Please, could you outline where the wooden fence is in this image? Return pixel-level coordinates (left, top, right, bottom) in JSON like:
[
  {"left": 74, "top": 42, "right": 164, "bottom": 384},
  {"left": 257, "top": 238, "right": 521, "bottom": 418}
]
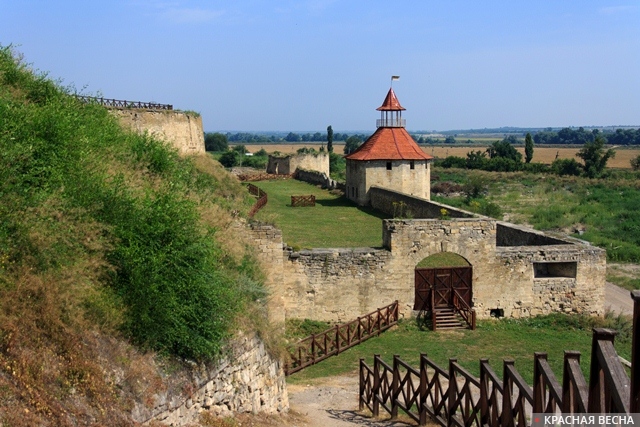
[
  {"left": 360, "top": 290, "right": 640, "bottom": 426},
  {"left": 285, "top": 301, "right": 399, "bottom": 375},
  {"left": 291, "top": 195, "right": 316, "bottom": 207},
  {"left": 247, "top": 183, "right": 267, "bottom": 217},
  {"left": 75, "top": 95, "right": 173, "bottom": 110}
]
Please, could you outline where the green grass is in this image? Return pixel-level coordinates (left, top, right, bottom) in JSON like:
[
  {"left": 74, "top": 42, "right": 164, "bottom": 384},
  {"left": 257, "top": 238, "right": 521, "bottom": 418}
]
[
  {"left": 432, "top": 168, "right": 640, "bottom": 263},
  {"left": 416, "top": 252, "right": 470, "bottom": 267},
  {"left": 252, "top": 179, "right": 387, "bottom": 248},
  {"left": 287, "top": 314, "right": 633, "bottom": 386}
]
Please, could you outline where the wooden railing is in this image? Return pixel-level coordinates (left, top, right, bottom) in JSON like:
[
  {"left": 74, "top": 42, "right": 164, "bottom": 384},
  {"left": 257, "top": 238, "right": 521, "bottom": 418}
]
[
  {"left": 290, "top": 195, "right": 316, "bottom": 207},
  {"left": 359, "top": 290, "right": 640, "bottom": 426},
  {"left": 285, "top": 301, "right": 399, "bottom": 375},
  {"left": 452, "top": 288, "right": 476, "bottom": 330},
  {"left": 75, "top": 95, "right": 173, "bottom": 110},
  {"left": 246, "top": 183, "right": 267, "bottom": 217}
]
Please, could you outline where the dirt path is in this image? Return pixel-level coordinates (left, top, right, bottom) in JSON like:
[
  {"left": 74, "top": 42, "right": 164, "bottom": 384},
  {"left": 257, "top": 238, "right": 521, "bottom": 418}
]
[{"left": 605, "top": 282, "right": 634, "bottom": 316}]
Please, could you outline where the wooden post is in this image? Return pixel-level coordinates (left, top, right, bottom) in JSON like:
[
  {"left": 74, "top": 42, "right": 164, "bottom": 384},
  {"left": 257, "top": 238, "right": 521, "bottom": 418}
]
[
  {"left": 562, "top": 351, "right": 582, "bottom": 413},
  {"left": 479, "top": 358, "right": 489, "bottom": 425},
  {"left": 588, "top": 328, "right": 617, "bottom": 413},
  {"left": 391, "top": 355, "right": 400, "bottom": 419},
  {"left": 632, "top": 290, "right": 640, "bottom": 412},
  {"left": 502, "top": 360, "right": 515, "bottom": 427},
  {"left": 310, "top": 333, "right": 316, "bottom": 366},
  {"left": 533, "top": 352, "right": 547, "bottom": 413},
  {"left": 335, "top": 324, "right": 340, "bottom": 355},
  {"left": 373, "top": 354, "right": 381, "bottom": 417},
  {"left": 419, "top": 353, "right": 428, "bottom": 426},
  {"left": 359, "top": 358, "right": 365, "bottom": 411},
  {"left": 448, "top": 358, "right": 457, "bottom": 425}
]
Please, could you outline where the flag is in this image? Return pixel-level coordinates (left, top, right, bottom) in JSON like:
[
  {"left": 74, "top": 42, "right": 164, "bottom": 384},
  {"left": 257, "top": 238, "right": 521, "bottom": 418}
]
[{"left": 391, "top": 75, "right": 400, "bottom": 80}]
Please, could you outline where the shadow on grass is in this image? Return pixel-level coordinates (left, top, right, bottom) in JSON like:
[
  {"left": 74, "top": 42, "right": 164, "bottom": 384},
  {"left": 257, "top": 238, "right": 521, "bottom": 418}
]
[{"left": 315, "top": 196, "right": 389, "bottom": 220}]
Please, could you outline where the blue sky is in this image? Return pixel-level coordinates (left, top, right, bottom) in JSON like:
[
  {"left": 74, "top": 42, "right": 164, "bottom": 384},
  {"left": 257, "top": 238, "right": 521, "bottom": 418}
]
[{"left": 1, "top": 1, "right": 639, "bottom": 132}]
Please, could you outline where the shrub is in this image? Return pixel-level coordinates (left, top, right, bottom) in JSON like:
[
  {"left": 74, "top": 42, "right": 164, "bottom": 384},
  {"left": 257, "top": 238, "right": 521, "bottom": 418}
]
[
  {"left": 551, "top": 158, "right": 582, "bottom": 176},
  {"left": 218, "top": 150, "right": 239, "bottom": 167}
]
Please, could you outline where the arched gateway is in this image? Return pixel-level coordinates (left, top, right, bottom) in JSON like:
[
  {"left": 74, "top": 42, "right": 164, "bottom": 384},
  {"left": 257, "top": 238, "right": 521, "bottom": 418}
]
[{"left": 414, "top": 252, "right": 475, "bottom": 330}]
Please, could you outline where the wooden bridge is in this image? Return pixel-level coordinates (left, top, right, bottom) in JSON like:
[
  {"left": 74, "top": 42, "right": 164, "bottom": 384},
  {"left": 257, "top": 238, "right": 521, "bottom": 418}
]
[{"left": 359, "top": 290, "right": 640, "bottom": 426}]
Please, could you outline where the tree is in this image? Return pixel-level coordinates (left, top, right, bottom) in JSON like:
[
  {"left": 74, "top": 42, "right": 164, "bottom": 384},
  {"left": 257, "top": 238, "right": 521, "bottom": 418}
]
[
  {"left": 486, "top": 138, "right": 522, "bottom": 163},
  {"left": 576, "top": 135, "right": 615, "bottom": 178},
  {"left": 204, "top": 132, "right": 228, "bottom": 152},
  {"left": 524, "top": 132, "right": 534, "bottom": 163},
  {"left": 344, "top": 135, "right": 363, "bottom": 154},
  {"left": 218, "top": 150, "right": 238, "bottom": 168},
  {"left": 327, "top": 125, "right": 333, "bottom": 153},
  {"left": 631, "top": 155, "right": 640, "bottom": 171},
  {"left": 444, "top": 135, "right": 456, "bottom": 144}
]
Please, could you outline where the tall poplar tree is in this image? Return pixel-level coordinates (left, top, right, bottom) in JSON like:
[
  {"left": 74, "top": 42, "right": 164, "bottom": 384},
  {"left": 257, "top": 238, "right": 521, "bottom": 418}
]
[
  {"left": 524, "top": 132, "right": 534, "bottom": 163},
  {"left": 327, "top": 125, "right": 333, "bottom": 153}
]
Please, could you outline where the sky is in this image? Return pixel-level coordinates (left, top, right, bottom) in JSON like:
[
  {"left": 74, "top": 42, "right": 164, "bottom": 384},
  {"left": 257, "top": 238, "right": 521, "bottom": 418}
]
[{"left": 1, "top": 1, "right": 639, "bottom": 132}]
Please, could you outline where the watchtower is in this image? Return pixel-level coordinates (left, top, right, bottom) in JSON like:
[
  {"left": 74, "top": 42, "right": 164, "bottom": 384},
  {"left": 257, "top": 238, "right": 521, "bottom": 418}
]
[{"left": 344, "top": 87, "right": 433, "bottom": 206}]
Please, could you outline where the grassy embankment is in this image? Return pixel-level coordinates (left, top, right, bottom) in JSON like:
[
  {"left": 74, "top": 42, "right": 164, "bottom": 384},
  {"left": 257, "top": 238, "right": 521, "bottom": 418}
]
[{"left": 0, "top": 46, "right": 264, "bottom": 425}]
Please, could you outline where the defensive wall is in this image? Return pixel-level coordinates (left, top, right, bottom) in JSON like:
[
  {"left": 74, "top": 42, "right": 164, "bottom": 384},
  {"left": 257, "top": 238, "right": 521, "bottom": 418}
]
[
  {"left": 112, "top": 109, "right": 205, "bottom": 155},
  {"left": 266, "top": 152, "right": 329, "bottom": 176},
  {"left": 248, "top": 187, "right": 606, "bottom": 323}
]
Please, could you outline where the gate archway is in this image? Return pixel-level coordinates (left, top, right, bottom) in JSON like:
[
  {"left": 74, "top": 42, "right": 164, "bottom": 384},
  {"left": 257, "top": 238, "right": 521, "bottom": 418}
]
[{"left": 414, "top": 253, "right": 474, "bottom": 329}]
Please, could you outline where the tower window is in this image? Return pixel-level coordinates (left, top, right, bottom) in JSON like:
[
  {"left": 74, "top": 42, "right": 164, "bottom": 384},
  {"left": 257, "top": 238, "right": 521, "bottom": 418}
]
[
  {"left": 410, "top": 161, "right": 415, "bottom": 170},
  {"left": 386, "top": 162, "right": 392, "bottom": 170}
]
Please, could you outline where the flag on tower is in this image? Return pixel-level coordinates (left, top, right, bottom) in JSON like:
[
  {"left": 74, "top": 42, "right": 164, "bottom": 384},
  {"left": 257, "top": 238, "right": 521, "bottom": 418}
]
[{"left": 391, "top": 75, "right": 400, "bottom": 80}]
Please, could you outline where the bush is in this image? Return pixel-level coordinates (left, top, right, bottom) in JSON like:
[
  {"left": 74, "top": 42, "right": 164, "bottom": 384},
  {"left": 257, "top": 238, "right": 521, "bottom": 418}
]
[
  {"left": 551, "top": 158, "right": 582, "bottom": 176},
  {"left": 218, "top": 150, "right": 239, "bottom": 167},
  {"left": 437, "top": 156, "right": 467, "bottom": 168}
]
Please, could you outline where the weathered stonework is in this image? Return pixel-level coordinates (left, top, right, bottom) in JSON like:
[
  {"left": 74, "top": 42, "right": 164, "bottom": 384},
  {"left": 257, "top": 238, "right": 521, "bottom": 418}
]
[
  {"left": 248, "top": 190, "right": 606, "bottom": 323},
  {"left": 112, "top": 109, "right": 205, "bottom": 155},
  {"left": 345, "top": 160, "right": 431, "bottom": 206},
  {"left": 266, "top": 153, "right": 329, "bottom": 176},
  {"left": 135, "top": 333, "right": 288, "bottom": 426}
]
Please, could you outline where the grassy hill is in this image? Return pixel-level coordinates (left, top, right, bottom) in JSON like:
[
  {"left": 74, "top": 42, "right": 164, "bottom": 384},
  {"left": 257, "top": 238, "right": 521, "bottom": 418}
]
[{"left": 0, "top": 46, "right": 265, "bottom": 425}]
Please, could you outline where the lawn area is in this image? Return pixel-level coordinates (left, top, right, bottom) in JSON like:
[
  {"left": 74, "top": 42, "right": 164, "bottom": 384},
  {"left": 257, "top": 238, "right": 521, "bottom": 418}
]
[
  {"left": 287, "top": 314, "right": 633, "bottom": 386},
  {"left": 251, "top": 179, "right": 387, "bottom": 249}
]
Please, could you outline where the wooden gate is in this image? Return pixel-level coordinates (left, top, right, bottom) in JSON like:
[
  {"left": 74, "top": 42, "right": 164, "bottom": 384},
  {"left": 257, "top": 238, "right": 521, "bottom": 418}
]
[{"left": 414, "top": 267, "right": 472, "bottom": 311}]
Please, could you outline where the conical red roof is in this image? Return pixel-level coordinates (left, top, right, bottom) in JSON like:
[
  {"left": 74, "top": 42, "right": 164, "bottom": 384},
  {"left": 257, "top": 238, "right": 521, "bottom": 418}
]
[
  {"left": 376, "top": 88, "right": 405, "bottom": 111},
  {"left": 344, "top": 127, "right": 433, "bottom": 161}
]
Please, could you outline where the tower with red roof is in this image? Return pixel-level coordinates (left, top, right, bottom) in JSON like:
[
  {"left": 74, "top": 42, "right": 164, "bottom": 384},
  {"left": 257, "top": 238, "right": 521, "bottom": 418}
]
[{"left": 345, "top": 87, "right": 433, "bottom": 206}]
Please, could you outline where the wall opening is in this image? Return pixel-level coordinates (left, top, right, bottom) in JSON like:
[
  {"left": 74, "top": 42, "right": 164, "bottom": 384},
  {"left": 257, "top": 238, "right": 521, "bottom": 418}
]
[
  {"left": 490, "top": 308, "right": 504, "bottom": 318},
  {"left": 386, "top": 162, "right": 392, "bottom": 170},
  {"left": 416, "top": 252, "right": 470, "bottom": 268},
  {"left": 533, "top": 261, "right": 577, "bottom": 278}
]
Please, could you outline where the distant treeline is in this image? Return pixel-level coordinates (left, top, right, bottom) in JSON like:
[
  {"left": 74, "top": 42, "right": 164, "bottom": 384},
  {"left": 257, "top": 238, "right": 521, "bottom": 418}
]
[
  {"left": 221, "top": 131, "right": 369, "bottom": 143},
  {"left": 212, "top": 128, "right": 640, "bottom": 146}
]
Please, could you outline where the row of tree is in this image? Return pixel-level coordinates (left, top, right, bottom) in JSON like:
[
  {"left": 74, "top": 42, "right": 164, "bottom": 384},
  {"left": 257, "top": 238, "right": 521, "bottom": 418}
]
[
  {"left": 204, "top": 130, "right": 370, "bottom": 152},
  {"left": 438, "top": 134, "right": 615, "bottom": 178}
]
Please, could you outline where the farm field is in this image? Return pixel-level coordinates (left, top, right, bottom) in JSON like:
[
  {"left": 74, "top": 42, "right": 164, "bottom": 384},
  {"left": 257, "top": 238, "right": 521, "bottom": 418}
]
[
  {"left": 251, "top": 179, "right": 386, "bottom": 249},
  {"left": 235, "top": 143, "right": 640, "bottom": 169}
]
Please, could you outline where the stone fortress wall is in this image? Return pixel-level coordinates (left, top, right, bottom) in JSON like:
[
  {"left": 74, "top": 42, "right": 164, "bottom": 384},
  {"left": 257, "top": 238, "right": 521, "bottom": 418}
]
[
  {"left": 266, "top": 152, "right": 330, "bottom": 176},
  {"left": 249, "top": 184, "right": 606, "bottom": 323},
  {"left": 111, "top": 109, "right": 205, "bottom": 155}
]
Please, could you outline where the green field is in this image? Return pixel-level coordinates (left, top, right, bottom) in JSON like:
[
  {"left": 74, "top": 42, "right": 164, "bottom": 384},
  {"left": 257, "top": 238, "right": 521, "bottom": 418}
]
[
  {"left": 252, "top": 179, "right": 386, "bottom": 249},
  {"left": 287, "top": 313, "right": 633, "bottom": 386}
]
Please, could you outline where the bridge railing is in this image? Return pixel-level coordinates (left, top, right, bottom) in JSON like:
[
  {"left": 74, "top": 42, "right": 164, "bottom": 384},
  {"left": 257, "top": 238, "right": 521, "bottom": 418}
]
[
  {"left": 286, "top": 301, "right": 399, "bottom": 375},
  {"left": 75, "top": 95, "right": 173, "bottom": 110}
]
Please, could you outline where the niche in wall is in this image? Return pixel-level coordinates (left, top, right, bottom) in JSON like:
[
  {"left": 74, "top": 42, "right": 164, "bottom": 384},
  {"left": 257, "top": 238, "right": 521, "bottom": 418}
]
[{"left": 533, "top": 261, "right": 577, "bottom": 279}]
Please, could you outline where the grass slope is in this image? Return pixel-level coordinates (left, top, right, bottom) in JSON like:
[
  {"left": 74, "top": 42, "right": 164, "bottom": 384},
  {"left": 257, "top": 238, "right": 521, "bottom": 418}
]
[{"left": 0, "top": 46, "right": 263, "bottom": 425}]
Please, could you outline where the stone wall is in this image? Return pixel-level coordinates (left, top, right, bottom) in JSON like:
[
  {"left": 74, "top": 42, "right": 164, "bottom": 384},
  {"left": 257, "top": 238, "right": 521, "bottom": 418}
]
[
  {"left": 294, "top": 169, "right": 341, "bottom": 190},
  {"left": 370, "top": 187, "right": 473, "bottom": 219},
  {"left": 135, "top": 333, "right": 288, "bottom": 426},
  {"left": 111, "top": 109, "right": 205, "bottom": 155},
  {"left": 346, "top": 160, "right": 430, "bottom": 205},
  {"left": 266, "top": 153, "right": 329, "bottom": 176},
  {"left": 249, "top": 216, "right": 605, "bottom": 322}
]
